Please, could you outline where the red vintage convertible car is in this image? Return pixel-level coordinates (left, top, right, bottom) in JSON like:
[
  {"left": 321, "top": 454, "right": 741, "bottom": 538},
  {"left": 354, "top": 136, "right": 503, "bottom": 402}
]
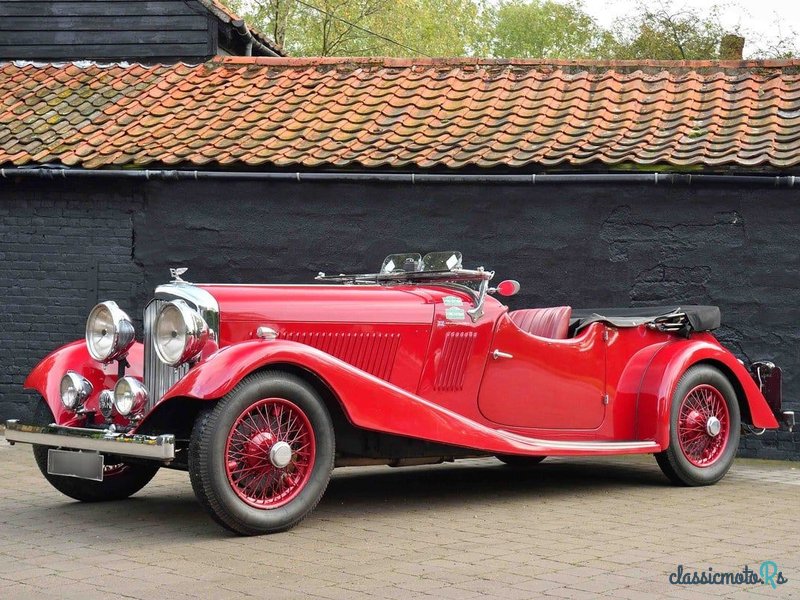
[{"left": 4, "top": 252, "right": 793, "bottom": 535}]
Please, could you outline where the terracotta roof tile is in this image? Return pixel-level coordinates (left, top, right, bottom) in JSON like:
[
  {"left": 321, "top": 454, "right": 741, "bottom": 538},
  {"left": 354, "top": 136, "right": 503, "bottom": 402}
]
[{"left": 2, "top": 57, "right": 800, "bottom": 171}]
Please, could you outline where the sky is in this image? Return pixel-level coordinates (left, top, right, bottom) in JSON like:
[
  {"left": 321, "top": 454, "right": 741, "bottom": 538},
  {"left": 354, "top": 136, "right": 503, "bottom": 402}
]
[{"left": 576, "top": 0, "right": 799, "bottom": 57}]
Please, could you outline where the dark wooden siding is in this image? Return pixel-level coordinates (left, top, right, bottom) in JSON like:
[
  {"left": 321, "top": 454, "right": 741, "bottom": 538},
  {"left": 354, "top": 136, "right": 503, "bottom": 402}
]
[{"left": 0, "top": 0, "right": 215, "bottom": 61}]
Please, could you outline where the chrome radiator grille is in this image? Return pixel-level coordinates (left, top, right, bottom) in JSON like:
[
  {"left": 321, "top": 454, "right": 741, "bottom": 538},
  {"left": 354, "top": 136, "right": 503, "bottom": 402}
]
[{"left": 143, "top": 299, "right": 190, "bottom": 412}]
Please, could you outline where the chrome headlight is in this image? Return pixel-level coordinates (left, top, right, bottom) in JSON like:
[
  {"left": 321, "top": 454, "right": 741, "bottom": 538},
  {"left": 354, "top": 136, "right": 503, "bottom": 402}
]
[
  {"left": 85, "top": 301, "right": 135, "bottom": 363},
  {"left": 60, "top": 371, "right": 92, "bottom": 411},
  {"left": 113, "top": 377, "right": 148, "bottom": 417},
  {"left": 154, "top": 300, "right": 209, "bottom": 367}
]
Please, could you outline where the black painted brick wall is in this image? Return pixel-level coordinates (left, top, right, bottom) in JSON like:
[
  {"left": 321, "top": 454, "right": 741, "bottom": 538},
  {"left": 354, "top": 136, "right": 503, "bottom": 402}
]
[
  {"left": 1, "top": 177, "right": 797, "bottom": 460},
  {"left": 0, "top": 181, "right": 144, "bottom": 420}
]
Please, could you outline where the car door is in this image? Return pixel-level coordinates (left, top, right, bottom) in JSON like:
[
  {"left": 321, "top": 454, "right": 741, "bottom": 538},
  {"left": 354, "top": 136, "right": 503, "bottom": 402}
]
[{"left": 477, "top": 315, "right": 607, "bottom": 430}]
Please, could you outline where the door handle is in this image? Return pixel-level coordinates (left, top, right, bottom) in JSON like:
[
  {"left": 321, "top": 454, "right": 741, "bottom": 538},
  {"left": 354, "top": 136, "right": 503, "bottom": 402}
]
[{"left": 492, "top": 349, "right": 513, "bottom": 360}]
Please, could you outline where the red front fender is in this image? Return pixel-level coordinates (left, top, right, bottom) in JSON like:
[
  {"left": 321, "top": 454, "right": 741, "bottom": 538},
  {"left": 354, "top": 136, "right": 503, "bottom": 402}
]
[
  {"left": 636, "top": 336, "right": 779, "bottom": 447},
  {"left": 24, "top": 340, "right": 144, "bottom": 426},
  {"left": 161, "top": 338, "right": 473, "bottom": 437}
]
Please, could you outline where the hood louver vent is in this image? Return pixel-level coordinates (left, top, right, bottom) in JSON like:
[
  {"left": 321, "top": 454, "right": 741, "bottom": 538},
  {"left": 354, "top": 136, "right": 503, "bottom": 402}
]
[
  {"left": 434, "top": 331, "right": 477, "bottom": 391},
  {"left": 283, "top": 331, "right": 401, "bottom": 381}
]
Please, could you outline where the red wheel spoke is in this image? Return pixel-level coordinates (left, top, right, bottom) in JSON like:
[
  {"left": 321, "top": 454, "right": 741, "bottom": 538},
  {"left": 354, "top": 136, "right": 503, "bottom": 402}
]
[
  {"left": 230, "top": 461, "right": 273, "bottom": 477},
  {"left": 228, "top": 452, "right": 268, "bottom": 464},
  {"left": 242, "top": 473, "right": 262, "bottom": 498},
  {"left": 288, "top": 426, "right": 306, "bottom": 445},
  {"left": 228, "top": 446, "right": 268, "bottom": 459},
  {"left": 270, "top": 404, "right": 281, "bottom": 438},
  {"left": 292, "top": 441, "right": 311, "bottom": 453},
  {"left": 238, "top": 417, "right": 264, "bottom": 439},
  {"left": 286, "top": 413, "right": 301, "bottom": 438}
]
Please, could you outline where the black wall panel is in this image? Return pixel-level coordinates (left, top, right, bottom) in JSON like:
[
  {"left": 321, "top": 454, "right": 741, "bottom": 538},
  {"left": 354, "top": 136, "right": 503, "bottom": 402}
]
[{"left": 0, "top": 0, "right": 213, "bottom": 61}]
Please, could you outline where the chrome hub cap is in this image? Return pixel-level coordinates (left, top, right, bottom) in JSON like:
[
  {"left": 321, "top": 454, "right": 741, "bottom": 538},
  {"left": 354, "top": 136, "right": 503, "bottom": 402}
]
[
  {"left": 706, "top": 416, "right": 722, "bottom": 437},
  {"left": 269, "top": 441, "right": 293, "bottom": 468}
]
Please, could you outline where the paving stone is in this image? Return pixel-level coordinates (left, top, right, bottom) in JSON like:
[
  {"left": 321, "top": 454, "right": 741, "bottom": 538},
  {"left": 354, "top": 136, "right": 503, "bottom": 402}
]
[{"left": 0, "top": 445, "right": 797, "bottom": 599}]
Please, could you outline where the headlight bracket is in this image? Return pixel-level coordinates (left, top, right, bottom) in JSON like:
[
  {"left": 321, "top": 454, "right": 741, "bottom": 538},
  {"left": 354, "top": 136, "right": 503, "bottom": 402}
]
[{"left": 117, "top": 355, "right": 130, "bottom": 378}]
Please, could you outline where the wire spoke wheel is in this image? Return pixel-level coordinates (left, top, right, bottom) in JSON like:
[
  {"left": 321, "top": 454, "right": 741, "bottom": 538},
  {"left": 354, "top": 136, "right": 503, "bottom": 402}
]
[
  {"left": 677, "top": 384, "right": 729, "bottom": 467},
  {"left": 655, "top": 365, "right": 740, "bottom": 487},
  {"left": 189, "top": 371, "right": 335, "bottom": 535},
  {"left": 224, "top": 397, "right": 316, "bottom": 509}
]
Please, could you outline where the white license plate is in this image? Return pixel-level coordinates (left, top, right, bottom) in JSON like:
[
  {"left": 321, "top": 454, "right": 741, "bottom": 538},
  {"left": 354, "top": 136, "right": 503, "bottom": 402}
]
[{"left": 47, "top": 449, "right": 104, "bottom": 481}]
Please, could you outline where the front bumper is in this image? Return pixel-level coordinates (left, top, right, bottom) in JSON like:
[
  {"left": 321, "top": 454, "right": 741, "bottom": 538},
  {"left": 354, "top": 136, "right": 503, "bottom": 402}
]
[{"left": 3, "top": 420, "right": 175, "bottom": 461}]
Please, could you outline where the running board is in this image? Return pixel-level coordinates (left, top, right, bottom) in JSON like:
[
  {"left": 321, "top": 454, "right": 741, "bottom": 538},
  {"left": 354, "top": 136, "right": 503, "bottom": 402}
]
[{"left": 495, "top": 430, "right": 660, "bottom": 456}]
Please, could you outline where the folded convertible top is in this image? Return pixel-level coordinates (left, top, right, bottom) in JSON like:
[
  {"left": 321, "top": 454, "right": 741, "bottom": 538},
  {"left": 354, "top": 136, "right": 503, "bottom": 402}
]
[{"left": 570, "top": 305, "right": 721, "bottom": 335}]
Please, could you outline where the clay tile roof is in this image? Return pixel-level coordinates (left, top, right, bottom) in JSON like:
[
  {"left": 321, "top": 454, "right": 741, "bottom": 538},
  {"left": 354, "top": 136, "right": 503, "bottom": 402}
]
[{"left": 2, "top": 56, "right": 800, "bottom": 172}]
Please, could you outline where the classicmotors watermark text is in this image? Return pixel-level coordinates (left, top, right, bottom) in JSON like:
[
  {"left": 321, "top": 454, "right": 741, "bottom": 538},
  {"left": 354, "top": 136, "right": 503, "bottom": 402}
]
[{"left": 669, "top": 562, "right": 788, "bottom": 588}]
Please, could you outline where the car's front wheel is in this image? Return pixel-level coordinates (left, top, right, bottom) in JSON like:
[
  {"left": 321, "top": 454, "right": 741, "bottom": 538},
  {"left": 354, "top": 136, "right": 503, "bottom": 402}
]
[
  {"left": 189, "top": 371, "right": 335, "bottom": 535},
  {"left": 31, "top": 400, "right": 159, "bottom": 502},
  {"left": 655, "top": 365, "right": 740, "bottom": 486}
]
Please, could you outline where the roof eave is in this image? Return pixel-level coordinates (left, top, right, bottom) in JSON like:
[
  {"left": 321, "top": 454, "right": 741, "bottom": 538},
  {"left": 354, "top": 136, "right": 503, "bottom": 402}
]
[
  {"left": 4, "top": 164, "right": 800, "bottom": 185},
  {"left": 196, "top": 0, "right": 284, "bottom": 57}
]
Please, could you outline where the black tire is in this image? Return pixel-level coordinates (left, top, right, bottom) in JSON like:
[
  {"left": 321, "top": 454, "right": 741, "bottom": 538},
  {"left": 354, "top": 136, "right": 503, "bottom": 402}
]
[
  {"left": 655, "top": 365, "right": 740, "bottom": 486},
  {"left": 31, "top": 401, "right": 159, "bottom": 502},
  {"left": 188, "top": 370, "right": 335, "bottom": 536},
  {"left": 496, "top": 455, "right": 547, "bottom": 467}
]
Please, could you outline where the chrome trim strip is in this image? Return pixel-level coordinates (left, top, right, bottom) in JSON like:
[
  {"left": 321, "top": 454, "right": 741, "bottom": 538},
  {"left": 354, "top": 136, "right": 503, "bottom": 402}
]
[
  {"left": 3, "top": 420, "right": 174, "bottom": 461},
  {"left": 538, "top": 441, "right": 658, "bottom": 450}
]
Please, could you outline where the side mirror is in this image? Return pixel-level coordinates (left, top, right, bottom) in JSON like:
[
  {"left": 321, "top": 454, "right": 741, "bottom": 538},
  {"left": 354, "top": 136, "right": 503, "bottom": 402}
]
[{"left": 495, "top": 280, "right": 520, "bottom": 297}]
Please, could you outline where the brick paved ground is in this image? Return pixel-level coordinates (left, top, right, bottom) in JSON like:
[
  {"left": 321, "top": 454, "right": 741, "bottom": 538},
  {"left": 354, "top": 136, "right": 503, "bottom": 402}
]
[{"left": 0, "top": 437, "right": 797, "bottom": 600}]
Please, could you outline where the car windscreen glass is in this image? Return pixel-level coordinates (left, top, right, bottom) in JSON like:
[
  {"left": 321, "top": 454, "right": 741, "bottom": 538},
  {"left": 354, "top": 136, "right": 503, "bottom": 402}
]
[
  {"left": 380, "top": 253, "right": 422, "bottom": 274},
  {"left": 422, "top": 251, "right": 462, "bottom": 272}
]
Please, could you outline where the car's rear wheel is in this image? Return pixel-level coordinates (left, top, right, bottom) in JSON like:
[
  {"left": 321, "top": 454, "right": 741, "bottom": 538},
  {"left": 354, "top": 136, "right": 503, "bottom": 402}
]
[
  {"left": 189, "top": 371, "right": 334, "bottom": 535},
  {"left": 30, "top": 400, "right": 159, "bottom": 502},
  {"left": 655, "top": 365, "right": 740, "bottom": 486},
  {"left": 496, "top": 455, "right": 546, "bottom": 467}
]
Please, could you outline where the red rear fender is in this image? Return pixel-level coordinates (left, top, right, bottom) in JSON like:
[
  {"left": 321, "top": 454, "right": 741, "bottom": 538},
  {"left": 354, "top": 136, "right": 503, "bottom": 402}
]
[{"left": 636, "top": 338, "right": 779, "bottom": 446}]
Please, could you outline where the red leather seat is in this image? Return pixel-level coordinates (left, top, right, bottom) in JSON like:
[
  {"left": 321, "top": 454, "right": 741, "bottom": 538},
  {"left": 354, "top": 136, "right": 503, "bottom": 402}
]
[{"left": 509, "top": 307, "right": 572, "bottom": 339}]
